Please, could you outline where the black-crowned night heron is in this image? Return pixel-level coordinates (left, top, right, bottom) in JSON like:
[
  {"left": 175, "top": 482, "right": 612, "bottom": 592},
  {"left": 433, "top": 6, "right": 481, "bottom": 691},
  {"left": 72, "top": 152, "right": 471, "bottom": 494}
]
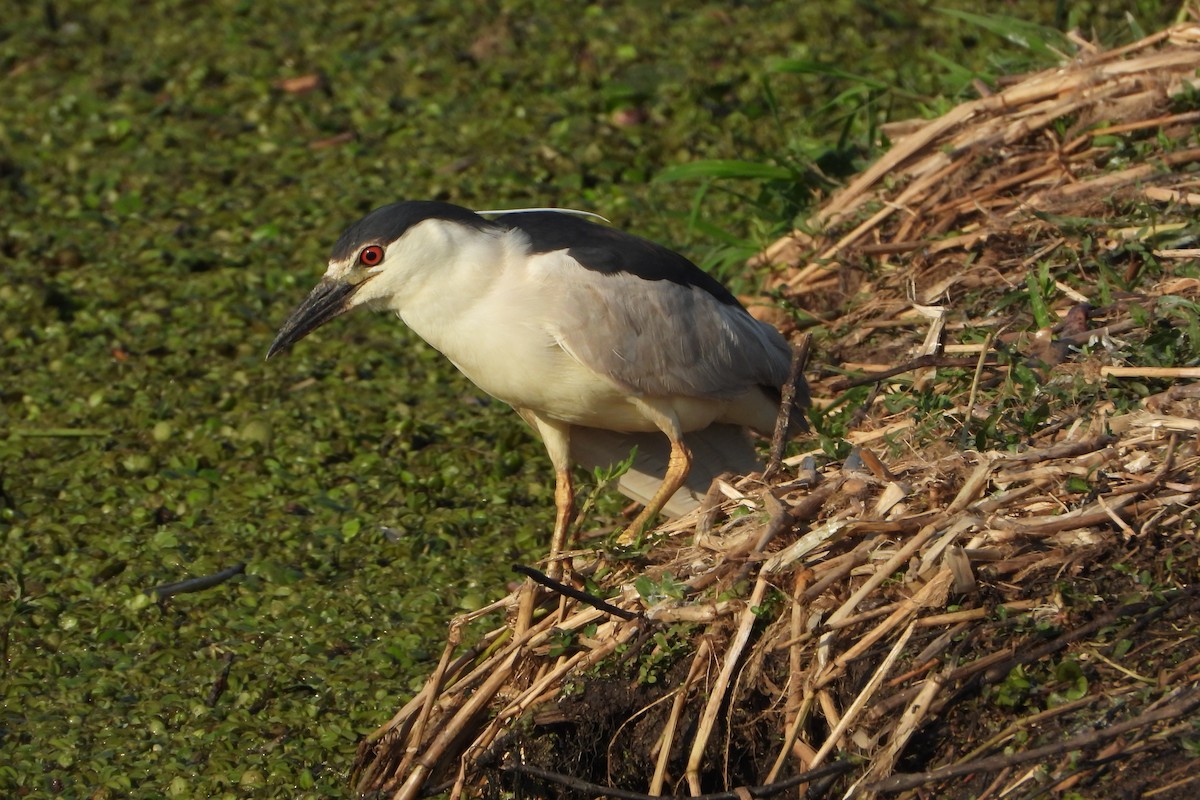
[{"left": 267, "top": 201, "right": 808, "bottom": 569}]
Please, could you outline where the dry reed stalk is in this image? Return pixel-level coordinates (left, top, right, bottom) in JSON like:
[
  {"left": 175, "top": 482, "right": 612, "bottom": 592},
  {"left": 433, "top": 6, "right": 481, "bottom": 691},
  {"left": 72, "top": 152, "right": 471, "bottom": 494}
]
[
  {"left": 1144, "top": 773, "right": 1200, "bottom": 798},
  {"left": 395, "top": 621, "right": 466, "bottom": 783},
  {"left": 684, "top": 574, "right": 770, "bottom": 794},
  {"left": 860, "top": 667, "right": 948, "bottom": 796},
  {"left": 827, "top": 599, "right": 905, "bottom": 631},
  {"left": 649, "top": 638, "right": 712, "bottom": 796},
  {"left": 869, "top": 688, "right": 1200, "bottom": 794},
  {"left": 811, "top": 622, "right": 917, "bottom": 769},
  {"left": 767, "top": 690, "right": 816, "bottom": 783},
  {"left": 393, "top": 647, "right": 523, "bottom": 800},
  {"left": 825, "top": 523, "right": 943, "bottom": 628},
  {"left": 1101, "top": 366, "right": 1200, "bottom": 379},
  {"left": 819, "top": 569, "right": 954, "bottom": 690},
  {"left": 494, "top": 612, "right": 623, "bottom": 722},
  {"left": 450, "top": 623, "right": 638, "bottom": 800},
  {"left": 778, "top": 570, "right": 809, "bottom": 772}
]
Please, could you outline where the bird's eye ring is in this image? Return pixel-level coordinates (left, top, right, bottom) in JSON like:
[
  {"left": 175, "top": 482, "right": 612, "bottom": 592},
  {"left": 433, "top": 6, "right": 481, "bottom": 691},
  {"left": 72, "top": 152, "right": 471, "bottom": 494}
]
[{"left": 358, "top": 245, "right": 385, "bottom": 267}]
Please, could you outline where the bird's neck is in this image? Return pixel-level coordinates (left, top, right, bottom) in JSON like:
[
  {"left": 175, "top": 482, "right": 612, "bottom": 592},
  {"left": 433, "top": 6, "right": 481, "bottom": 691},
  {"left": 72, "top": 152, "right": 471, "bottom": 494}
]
[{"left": 387, "top": 227, "right": 522, "bottom": 348}]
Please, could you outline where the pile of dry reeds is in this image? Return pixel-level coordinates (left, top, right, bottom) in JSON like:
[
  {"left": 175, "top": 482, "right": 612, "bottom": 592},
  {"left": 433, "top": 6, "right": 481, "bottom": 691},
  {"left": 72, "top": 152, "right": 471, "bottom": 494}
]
[{"left": 353, "top": 23, "right": 1200, "bottom": 799}]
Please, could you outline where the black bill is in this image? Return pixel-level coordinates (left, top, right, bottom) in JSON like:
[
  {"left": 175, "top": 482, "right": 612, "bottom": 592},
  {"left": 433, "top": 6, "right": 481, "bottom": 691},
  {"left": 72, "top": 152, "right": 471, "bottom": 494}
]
[{"left": 266, "top": 278, "right": 358, "bottom": 359}]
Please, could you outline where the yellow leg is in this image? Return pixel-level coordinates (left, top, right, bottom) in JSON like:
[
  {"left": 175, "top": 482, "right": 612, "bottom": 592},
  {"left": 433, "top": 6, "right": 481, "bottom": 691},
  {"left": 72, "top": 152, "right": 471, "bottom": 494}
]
[
  {"left": 517, "top": 413, "right": 575, "bottom": 634},
  {"left": 546, "top": 467, "right": 575, "bottom": 581},
  {"left": 617, "top": 398, "right": 691, "bottom": 545},
  {"left": 617, "top": 436, "right": 690, "bottom": 544}
]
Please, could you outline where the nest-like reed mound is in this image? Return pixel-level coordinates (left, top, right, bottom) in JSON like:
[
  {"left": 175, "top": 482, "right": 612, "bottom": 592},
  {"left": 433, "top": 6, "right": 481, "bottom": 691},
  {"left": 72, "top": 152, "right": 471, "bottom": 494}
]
[{"left": 354, "top": 24, "right": 1200, "bottom": 799}]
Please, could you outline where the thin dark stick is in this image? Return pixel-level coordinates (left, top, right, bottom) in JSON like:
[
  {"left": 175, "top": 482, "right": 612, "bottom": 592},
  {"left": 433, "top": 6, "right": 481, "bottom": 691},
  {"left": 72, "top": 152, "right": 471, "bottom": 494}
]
[
  {"left": 766, "top": 333, "right": 812, "bottom": 481},
  {"left": 829, "top": 353, "right": 999, "bottom": 392},
  {"left": 502, "top": 759, "right": 855, "bottom": 800},
  {"left": 1012, "top": 737, "right": 1170, "bottom": 800},
  {"left": 858, "top": 240, "right": 926, "bottom": 255},
  {"left": 1055, "top": 317, "right": 1142, "bottom": 346},
  {"left": 417, "top": 779, "right": 455, "bottom": 798},
  {"left": 148, "top": 563, "right": 246, "bottom": 600},
  {"left": 994, "top": 434, "right": 1116, "bottom": 465},
  {"left": 511, "top": 564, "right": 641, "bottom": 621},
  {"left": 868, "top": 688, "right": 1200, "bottom": 793}
]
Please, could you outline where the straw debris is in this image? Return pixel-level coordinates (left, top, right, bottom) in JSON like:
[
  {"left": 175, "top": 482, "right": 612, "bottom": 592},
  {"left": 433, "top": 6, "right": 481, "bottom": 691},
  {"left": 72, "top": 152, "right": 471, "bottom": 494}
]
[{"left": 354, "top": 24, "right": 1200, "bottom": 799}]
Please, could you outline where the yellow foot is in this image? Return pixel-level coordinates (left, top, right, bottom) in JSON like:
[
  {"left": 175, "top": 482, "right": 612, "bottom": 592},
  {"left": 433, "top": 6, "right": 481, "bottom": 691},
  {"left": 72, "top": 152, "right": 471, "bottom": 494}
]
[{"left": 615, "top": 517, "right": 657, "bottom": 546}]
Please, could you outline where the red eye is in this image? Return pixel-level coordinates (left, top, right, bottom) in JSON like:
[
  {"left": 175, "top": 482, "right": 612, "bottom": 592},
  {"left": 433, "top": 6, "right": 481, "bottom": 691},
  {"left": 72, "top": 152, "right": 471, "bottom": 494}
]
[{"left": 358, "top": 245, "right": 384, "bottom": 267}]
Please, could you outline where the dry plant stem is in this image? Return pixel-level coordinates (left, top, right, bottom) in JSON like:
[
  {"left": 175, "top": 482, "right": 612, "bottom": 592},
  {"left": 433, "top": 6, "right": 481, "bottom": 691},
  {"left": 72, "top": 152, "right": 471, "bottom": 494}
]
[
  {"left": 1161, "top": 651, "right": 1200, "bottom": 685},
  {"left": 1018, "top": 491, "right": 1198, "bottom": 536},
  {"left": 828, "top": 599, "right": 904, "bottom": 630},
  {"left": 353, "top": 623, "right": 512, "bottom": 793},
  {"left": 608, "top": 686, "right": 684, "bottom": 788},
  {"left": 801, "top": 543, "right": 870, "bottom": 600},
  {"left": 975, "top": 767, "right": 1016, "bottom": 800},
  {"left": 820, "top": 570, "right": 953, "bottom": 689},
  {"left": 763, "top": 33, "right": 1200, "bottom": 266},
  {"left": 514, "top": 580, "right": 538, "bottom": 637},
  {"left": 810, "top": 621, "right": 916, "bottom": 768},
  {"left": 974, "top": 588, "right": 1198, "bottom": 691},
  {"left": 784, "top": 476, "right": 845, "bottom": 524},
  {"left": 502, "top": 759, "right": 856, "bottom": 800},
  {"left": 733, "top": 492, "right": 791, "bottom": 584},
  {"left": 965, "top": 332, "right": 994, "bottom": 416},
  {"left": 651, "top": 639, "right": 713, "bottom": 796},
  {"left": 871, "top": 646, "right": 1022, "bottom": 722},
  {"left": 993, "top": 434, "right": 1116, "bottom": 465},
  {"left": 868, "top": 688, "right": 1200, "bottom": 794},
  {"left": 830, "top": 354, "right": 997, "bottom": 391},
  {"left": 393, "top": 647, "right": 523, "bottom": 800},
  {"left": 1144, "top": 772, "right": 1200, "bottom": 798},
  {"left": 956, "top": 694, "right": 1099, "bottom": 765},
  {"left": 766, "top": 690, "right": 815, "bottom": 783},
  {"left": 394, "top": 620, "right": 465, "bottom": 783},
  {"left": 457, "top": 618, "right": 635, "bottom": 800},
  {"left": 1046, "top": 738, "right": 1145, "bottom": 798},
  {"left": 826, "top": 523, "right": 943, "bottom": 628},
  {"left": 393, "top": 609, "right": 568, "bottom": 800},
  {"left": 494, "top": 612, "right": 615, "bottom": 723},
  {"left": 765, "top": 334, "right": 812, "bottom": 480},
  {"left": 1102, "top": 365, "right": 1200, "bottom": 378},
  {"left": 884, "top": 657, "right": 939, "bottom": 689},
  {"left": 785, "top": 570, "right": 807, "bottom": 728},
  {"left": 868, "top": 671, "right": 950, "bottom": 786},
  {"left": 816, "top": 689, "right": 840, "bottom": 734},
  {"left": 685, "top": 574, "right": 770, "bottom": 795}
]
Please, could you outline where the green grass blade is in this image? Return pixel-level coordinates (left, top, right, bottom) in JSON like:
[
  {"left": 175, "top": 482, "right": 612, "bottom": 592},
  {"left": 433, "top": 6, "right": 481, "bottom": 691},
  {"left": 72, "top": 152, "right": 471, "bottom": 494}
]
[
  {"left": 1025, "top": 262, "right": 1054, "bottom": 330},
  {"left": 767, "top": 58, "right": 890, "bottom": 90},
  {"left": 936, "top": 8, "right": 1074, "bottom": 60}
]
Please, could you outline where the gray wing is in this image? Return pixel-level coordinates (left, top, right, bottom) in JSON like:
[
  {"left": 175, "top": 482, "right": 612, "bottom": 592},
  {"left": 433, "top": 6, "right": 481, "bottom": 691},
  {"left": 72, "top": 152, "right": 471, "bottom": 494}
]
[{"left": 553, "top": 268, "right": 793, "bottom": 400}]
